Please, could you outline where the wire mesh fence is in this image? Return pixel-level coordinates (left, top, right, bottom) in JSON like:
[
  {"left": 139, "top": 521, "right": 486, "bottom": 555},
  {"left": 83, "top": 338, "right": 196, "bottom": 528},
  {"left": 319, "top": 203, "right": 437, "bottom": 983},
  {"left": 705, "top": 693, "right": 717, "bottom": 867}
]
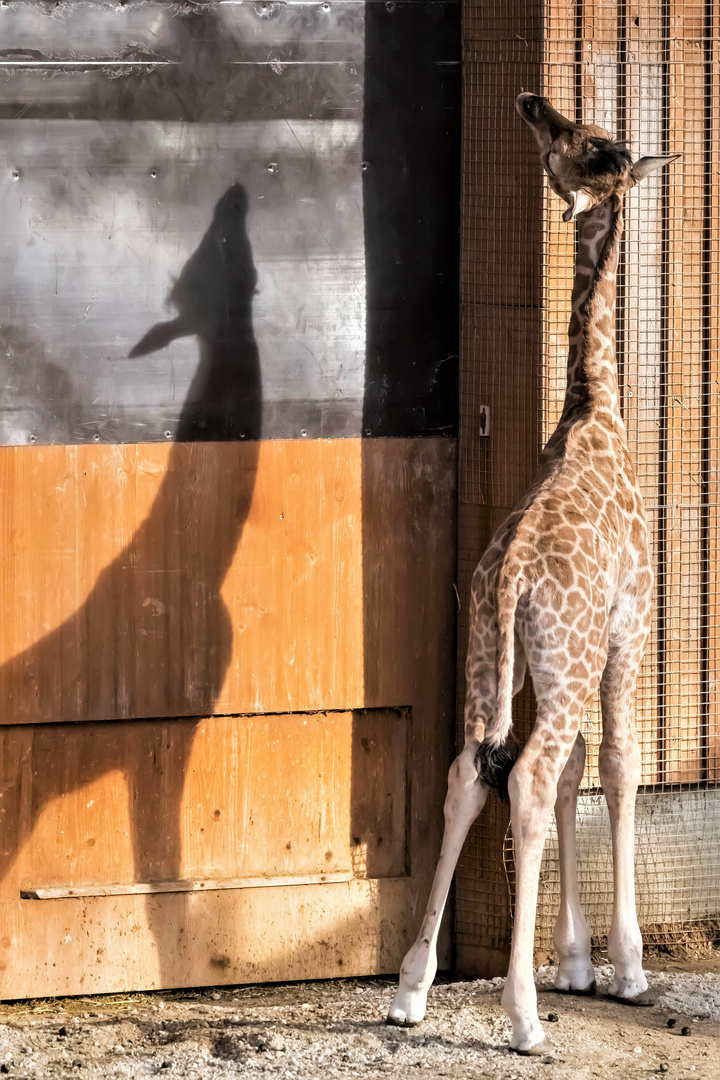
[{"left": 457, "top": 0, "right": 720, "bottom": 963}]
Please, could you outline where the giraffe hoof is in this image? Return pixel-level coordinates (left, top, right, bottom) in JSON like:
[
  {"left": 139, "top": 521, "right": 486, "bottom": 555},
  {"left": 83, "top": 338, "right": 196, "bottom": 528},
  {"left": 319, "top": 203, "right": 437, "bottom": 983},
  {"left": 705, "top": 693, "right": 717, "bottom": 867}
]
[
  {"left": 385, "top": 1014, "right": 421, "bottom": 1028},
  {"left": 550, "top": 980, "right": 597, "bottom": 997},
  {"left": 607, "top": 990, "right": 654, "bottom": 1007},
  {"left": 511, "top": 1038, "right": 555, "bottom": 1057}
]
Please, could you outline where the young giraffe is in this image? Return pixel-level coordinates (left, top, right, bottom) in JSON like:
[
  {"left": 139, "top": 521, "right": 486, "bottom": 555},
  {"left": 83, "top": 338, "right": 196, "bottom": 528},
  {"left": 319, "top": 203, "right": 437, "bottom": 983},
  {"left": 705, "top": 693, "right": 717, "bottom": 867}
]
[{"left": 386, "top": 94, "right": 678, "bottom": 1054}]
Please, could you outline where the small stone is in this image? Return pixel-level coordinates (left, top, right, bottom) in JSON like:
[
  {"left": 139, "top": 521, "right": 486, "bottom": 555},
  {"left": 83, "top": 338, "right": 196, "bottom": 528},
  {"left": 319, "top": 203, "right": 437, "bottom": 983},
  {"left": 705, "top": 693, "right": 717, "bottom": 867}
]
[
  {"left": 681, "top": 1026, "right": 692, "bottom": 1037},
  {"left": 633, "top": 1046, "right": 642, "bottom": 1054},
  {"left": 212, "top": 992, "right": 221, "bottom": 1001},
  {"left": 543, "top": 1056, "right": 556, "bottom": 1065},
  {"left": 667, "top": 1018, "right": 677, "bottom": 1029},
  {"left": 59, "top": 1026, "right": 68, "bottom": 1036},
  {"left": 659, "top": 1065, "right": 669, "bottom": 1074},
  {"left": 547, "top": 1013, "right": 559, "bottom": 1023}
]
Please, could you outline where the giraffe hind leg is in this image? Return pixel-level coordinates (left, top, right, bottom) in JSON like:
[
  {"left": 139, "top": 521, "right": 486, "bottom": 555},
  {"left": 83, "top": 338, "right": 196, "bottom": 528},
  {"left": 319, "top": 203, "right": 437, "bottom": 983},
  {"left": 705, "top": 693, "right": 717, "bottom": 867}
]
[
  {"left": 598, "top": 638, "right": 650, "bottom": 1004},
  {"left": 386, "top": 739, "right": 488, "bottom": 1025}
]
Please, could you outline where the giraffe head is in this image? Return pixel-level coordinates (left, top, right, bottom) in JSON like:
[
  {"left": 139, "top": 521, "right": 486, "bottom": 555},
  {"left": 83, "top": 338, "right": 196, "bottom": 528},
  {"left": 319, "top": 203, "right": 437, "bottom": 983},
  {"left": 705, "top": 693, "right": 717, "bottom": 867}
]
[{"left": 516, "top": 93, "right": 678, "bottom": 222}]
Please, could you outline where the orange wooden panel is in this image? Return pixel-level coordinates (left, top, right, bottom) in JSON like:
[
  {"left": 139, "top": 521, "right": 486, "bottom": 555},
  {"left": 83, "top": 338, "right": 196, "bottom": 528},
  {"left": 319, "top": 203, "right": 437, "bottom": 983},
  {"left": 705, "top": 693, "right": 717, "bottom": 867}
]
[
  {"left": 662, "top": 3, "right": 706, "bottom": 782},
  {"left": 0, "top": 440, "right": 364, "bottom": 723},
  {"left": 0, "top": 879, "right": 413, "bottom": 998},
  {"left": 0, "top": 436, "right": 457, "bottom": 998},
  {"left": 0, "top": 709, "right": 408, "bottom": 901}
]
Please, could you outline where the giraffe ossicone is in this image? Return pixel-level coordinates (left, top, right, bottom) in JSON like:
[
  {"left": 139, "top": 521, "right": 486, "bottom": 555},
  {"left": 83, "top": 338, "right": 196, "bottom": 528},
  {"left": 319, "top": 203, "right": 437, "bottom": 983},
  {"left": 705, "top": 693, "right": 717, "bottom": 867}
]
[{"left": 386, "top": 94, "right": 678, "bottom": 1053}]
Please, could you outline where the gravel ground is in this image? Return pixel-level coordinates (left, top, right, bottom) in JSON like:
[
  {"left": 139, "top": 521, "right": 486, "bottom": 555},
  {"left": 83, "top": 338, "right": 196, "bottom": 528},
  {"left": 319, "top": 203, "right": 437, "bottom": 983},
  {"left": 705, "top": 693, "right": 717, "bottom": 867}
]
[{"left": 0, "top": 964, "right": 718, "bottom": 1079}]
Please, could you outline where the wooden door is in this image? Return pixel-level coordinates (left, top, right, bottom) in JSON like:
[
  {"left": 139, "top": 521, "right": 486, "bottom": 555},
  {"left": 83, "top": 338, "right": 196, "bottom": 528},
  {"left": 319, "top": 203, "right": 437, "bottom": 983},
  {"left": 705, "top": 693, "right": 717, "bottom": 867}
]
[{"left": 0, "top": 1, "right": 460, "bottom": 998}]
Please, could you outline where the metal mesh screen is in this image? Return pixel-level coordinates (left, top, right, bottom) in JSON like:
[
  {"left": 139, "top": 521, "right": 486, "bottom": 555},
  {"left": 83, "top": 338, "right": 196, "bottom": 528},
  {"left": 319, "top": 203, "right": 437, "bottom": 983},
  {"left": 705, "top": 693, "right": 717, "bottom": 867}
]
[{"left": 457, "top": 0, "right": 720, "bottom": 965}]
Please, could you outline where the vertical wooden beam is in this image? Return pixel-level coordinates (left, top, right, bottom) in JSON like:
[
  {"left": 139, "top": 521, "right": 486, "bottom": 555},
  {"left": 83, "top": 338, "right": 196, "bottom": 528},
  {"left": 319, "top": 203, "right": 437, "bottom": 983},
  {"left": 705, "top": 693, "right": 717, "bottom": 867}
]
[
  {"left": 569, "top": 0, "right": 623, "bottom": 784},
  {"left": 623, "top": 0, "right": 666, "bottom": 784},
  {"left": 661, "top": 0, "right": 707, "bottom": 783},
  {"left": 706, "top": 0, "right": 720, "bottom": 778},
  {"left": 456, "top": 0, "right": 547, "bottom": 975}
]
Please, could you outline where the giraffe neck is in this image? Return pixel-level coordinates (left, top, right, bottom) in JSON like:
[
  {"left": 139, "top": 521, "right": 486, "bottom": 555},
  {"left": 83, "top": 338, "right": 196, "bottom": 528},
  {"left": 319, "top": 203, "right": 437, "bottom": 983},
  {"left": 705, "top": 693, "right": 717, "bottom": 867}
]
[{"left": 552, "top": 199, "right": 625, "bottom": 445}]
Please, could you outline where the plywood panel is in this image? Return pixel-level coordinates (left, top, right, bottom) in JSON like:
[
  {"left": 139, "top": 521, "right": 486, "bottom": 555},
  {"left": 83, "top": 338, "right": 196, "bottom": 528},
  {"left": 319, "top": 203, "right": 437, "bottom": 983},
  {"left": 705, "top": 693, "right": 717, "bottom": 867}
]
[
  {"left": 0, "top": 436, "right": 456, "bottom": 997},
  {"left": 0, "top": 710, "right": 408, "bottom": 901},
  {"left": 0, "top": 440, "right": 365, "bottom": 723},
  {"left": 0, "top": 879, "right": 414, "bottom": 998}
]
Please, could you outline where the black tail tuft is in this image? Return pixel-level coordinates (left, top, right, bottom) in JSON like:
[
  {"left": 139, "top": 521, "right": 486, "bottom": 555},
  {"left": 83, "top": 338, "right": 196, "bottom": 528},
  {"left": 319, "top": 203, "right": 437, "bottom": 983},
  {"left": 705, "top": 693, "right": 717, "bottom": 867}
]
[{"left": 475, "top": 739, "right": 518, "bottom": 803}]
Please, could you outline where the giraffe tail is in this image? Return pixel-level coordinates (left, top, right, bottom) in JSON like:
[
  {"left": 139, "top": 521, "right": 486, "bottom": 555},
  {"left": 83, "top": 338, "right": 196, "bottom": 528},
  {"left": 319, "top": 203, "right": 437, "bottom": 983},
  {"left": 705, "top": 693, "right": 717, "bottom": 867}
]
[{"left": 475, "top": 575, "right": 520, "bottom": 801}]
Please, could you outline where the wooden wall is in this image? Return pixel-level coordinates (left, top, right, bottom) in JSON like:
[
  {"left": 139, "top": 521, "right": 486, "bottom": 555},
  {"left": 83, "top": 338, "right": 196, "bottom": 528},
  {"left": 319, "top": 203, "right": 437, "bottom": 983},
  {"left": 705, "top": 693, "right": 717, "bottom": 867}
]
[
  {"left": 0, "top": 438, "right": 457, "bottom": 996},
  {"left": 0, "top": 0, "right": 461, "bottom": 998}
]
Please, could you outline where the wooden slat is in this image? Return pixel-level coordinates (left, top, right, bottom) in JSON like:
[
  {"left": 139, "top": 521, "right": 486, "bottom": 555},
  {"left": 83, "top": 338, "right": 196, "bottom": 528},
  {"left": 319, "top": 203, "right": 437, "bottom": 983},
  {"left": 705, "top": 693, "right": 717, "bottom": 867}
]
[
  {"left": 707, "top": 7, "right": 720, "bottom": 779},
  {"left": 22, "top": 875, "right": 352, "bottom": 901},
  {"left": 615, "top": 0, "right": 666, "bottom": 785},
  {"left": 661, "top": 0, "right": 706, "bottom": 783},
  {"left": 458, "top": 0, "right": 548, "bottom": 974},
  {"left": 543, "top": 0, "right": 622, "bottom": 787},
  {"left": 543, "top": 0, "right": 575, "bottom": 443}
]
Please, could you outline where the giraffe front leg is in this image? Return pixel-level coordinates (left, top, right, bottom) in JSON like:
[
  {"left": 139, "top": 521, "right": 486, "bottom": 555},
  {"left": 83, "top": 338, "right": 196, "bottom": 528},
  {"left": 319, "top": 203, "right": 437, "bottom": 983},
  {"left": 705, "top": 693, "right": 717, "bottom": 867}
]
[
  {"left": 386, "top": 743, "right": 488, "bottom": 1026},
  {"left": 502, "top": 717, "right": 579, "bottom": 1054},
  {"left": 599, "top": 645, "right": 650, "bottom": 1004},
  {"left": 553, "top": 731, "right": 595, "bottom": 994}
]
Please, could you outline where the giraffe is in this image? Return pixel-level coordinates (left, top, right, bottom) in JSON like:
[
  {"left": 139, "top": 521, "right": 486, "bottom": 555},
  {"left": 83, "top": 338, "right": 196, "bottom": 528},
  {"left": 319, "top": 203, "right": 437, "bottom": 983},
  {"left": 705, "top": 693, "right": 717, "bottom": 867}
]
[{"left": 386, "top": 94, "right": 679, "bottom": 1054}]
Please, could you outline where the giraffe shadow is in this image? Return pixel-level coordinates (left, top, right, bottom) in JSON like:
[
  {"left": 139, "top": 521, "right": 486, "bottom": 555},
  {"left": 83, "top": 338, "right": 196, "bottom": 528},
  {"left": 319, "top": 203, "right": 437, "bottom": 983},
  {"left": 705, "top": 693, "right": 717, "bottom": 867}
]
[{"left": 0, "top": 183, "right": 261, "bottom": 987}]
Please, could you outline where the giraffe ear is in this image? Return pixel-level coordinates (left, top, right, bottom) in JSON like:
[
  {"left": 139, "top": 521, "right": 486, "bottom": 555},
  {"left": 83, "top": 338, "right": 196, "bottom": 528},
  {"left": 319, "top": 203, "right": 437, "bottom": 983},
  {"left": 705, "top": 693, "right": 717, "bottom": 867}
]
[
  {"left": 562, "top": 189, "right": 592, "bottom": 222},
  {"left": 631, "top": 154, "right": 681, "bottom": 182}
]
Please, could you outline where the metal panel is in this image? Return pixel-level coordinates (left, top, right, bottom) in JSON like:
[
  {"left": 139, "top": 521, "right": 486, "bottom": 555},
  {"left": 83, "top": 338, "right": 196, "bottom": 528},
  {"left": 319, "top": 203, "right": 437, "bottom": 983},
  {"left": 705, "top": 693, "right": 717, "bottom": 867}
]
[{"left": 0, "top": 0, "right": 460, "bottom": 443}]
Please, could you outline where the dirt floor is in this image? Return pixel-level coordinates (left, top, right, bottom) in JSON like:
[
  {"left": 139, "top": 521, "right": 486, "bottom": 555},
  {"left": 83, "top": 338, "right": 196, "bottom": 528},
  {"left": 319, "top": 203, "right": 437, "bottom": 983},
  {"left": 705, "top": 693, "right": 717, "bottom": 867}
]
[{"left": 0, "top": 963, "right": 718, "bottom": 1079}]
